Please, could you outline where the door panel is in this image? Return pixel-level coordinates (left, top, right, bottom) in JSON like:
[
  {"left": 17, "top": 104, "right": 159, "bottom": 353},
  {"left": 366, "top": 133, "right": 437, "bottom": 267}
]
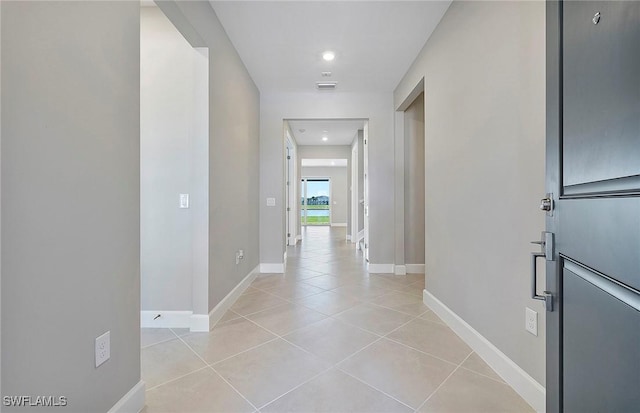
[
  {"left": 546, "top": 2, "right": 640, "bottom": 412},
  {"left": 562, "top": 263, "right": 640, "bottom": 412},
  {"left": 561, "top": 198, "right": 640, "bottom": 291},
  {"left": 562, "top": 1, "right": 640, "bottom": 187}
]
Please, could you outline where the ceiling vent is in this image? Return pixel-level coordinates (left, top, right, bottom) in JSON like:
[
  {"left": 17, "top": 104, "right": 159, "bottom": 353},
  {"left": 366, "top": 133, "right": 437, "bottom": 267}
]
[{"left": 316, "top": 82, "right": 337, "bottom": 91}]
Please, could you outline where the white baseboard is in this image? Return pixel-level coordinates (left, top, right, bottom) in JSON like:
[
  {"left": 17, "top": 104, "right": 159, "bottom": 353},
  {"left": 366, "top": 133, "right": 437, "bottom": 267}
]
[
  {"left": 296, "top": 235, "right": 302, "bottom": 241},
  {"left": 331, "top": 223, "right": 347, "bottom": 227},
  {"left": 406, "top": 264, "right": 425, "bottom": 274},
  {"left": 108, "top": 380, "right": 145, "bottom": 413},
  {"left": 260, "top": 263, "right": 285, "bottom": 273},
  {"left": 394, "top": 265, "right": 407, "bottom": 275},
  {"left": 423, "top": 289, "right": 545, "bottom": 413},
  {"left": 208, "top": 265, "right": 259, "bottom": 329},
  {"left": 367, "top": 263, "right": 395, "bottom": 274},
  {"left": 141, "top": 311, "right": 192, "bottom": 329},
  {"left": 346, "top": 235, "right": 352, "bottom": 241}
]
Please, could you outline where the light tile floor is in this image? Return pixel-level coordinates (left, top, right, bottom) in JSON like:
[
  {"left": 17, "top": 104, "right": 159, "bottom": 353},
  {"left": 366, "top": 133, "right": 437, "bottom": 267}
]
[{"left": 141, "top": 227, "right": 533, "bottom": 413}]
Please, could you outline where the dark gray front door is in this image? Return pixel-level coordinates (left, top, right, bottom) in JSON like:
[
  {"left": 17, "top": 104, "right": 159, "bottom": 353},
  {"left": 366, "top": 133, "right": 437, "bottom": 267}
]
[{"left": 546, "top": 2, "right": 640, "bottom": 412}]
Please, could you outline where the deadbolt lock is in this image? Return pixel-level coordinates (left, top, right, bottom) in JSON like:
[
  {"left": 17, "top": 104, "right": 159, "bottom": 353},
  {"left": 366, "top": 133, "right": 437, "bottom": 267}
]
[{"left": 539, "top": 194, "right": 553, "bottom": 216}]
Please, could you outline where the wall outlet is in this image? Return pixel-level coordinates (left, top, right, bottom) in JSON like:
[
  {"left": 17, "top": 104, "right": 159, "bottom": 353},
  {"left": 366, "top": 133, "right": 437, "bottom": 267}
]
[
  {"left": 525, "top": 307, "right": 538, "bottom": 336},
  {"left": 95, "top": 331, "right": 111, "bottom": 367},
  {"left": 266, "top": 197, "right": 276, "bottom": 207},
  {"left": 179, "top": 193, "right": 190, "bottom": 209}
]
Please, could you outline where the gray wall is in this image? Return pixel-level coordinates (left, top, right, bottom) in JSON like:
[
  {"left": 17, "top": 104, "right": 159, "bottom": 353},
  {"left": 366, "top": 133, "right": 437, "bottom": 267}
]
[
  {"left": 261, "top": 93, "right": 394, "bottom": 267},
  {"left": 394, "top": 1, "right": 546, "bottom": 384},
  {"left": 140, "top": 7, "right": 209, "bottom": 314},
  {"left": 1, "top": 1, "right": 140, "bottom": 411},
  {"left": 301, "top": 166, "right": 349, "bottom": 225},
  {"left": 404, "top": 93, "right": 425, "bottom": 265},
  {"left": 158, "top": 1, "right": 261, "bottom": 311}
]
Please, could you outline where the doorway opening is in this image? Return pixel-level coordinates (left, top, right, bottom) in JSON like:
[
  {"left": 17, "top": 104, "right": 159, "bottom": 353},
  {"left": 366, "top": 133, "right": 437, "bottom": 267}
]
[
  {"left": 300, "top": 177, "right": 331, "bottom": 226},
  {"left": 284, "top": 119, "right": 368, "bottom": 253},
  {"left": 140, "top": 3, "right": 210, "bottom": 332},
  {"left": 396, "top": 79, "right": 425, "bottom": 274}
]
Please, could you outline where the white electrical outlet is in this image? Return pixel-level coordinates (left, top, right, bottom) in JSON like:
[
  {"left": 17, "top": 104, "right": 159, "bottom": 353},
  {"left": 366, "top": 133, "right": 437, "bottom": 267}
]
[
  {"left": 95, "top": 331, "right": 111, "bottom": 367},
  {"left": 525, "top": 307, "right": 538, "bottom": 336},
  {"left": 179, "top": 194, "right": 190, "bottom": 209}
]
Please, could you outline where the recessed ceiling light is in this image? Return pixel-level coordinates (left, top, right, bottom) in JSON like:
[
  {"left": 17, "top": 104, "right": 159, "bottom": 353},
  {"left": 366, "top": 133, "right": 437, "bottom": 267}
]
[
  {"left": 322, "top": 51, "right": 335, "bottom": 61},
  {"left": 322, "top": 137, "right": 328, "bottom": 142}
]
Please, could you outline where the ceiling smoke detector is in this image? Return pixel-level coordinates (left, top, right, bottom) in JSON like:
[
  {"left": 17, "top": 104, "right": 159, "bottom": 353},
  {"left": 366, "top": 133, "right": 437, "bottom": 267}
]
[{"left": 316, "top": 82, "right": 337, "bottom": 91}]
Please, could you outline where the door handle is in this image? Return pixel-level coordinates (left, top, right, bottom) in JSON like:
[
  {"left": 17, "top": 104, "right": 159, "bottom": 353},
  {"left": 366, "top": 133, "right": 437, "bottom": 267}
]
[
  {"left": 531, "top": 252, "right": 553, "bottom": 311},
  {"left": 530, "top": 231, "right": 554, "bottom": 312}
]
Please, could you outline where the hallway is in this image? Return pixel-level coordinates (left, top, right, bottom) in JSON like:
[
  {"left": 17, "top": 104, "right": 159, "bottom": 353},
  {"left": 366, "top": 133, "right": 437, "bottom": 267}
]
[{"left": 141, "top": 227, "right": 532, "bottom": 412}]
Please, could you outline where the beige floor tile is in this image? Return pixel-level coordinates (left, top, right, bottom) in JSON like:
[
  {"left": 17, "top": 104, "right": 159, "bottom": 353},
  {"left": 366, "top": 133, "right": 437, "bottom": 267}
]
[
  {"left": 262, "top": 368, "right": 412, "bottom": 413},
  {"left": 251, "top": 275, "right": 295, "bottom": 290},
  {"left": 181, "top": 318, "right": 276, "bottom": 364},
  {"left": 170, "top": 327, "right": 191, "bottom": 337},
  {"left": 212, "top": 339, "right": 330, "bottom": 408},
  {"left": 145, "top": 368, "right": 254, "bottom": 413},
  {"left": 295, "top": 290, "right": 362, "bottom": 315},
  {"left": 338, "top": 338, "right": 457, "bottom": 409},
  {"left": 141, "top": 328, "right": 178, "bottom": 348},
  {"left": 418, "top": 367, "right": 534, "bottom": 412},
  {"left": 372, "top": 291, "right": 429, "bottom": 316},
  {"left": 387, "top": 318, "right": 472, "bottom": 364},
  {"left": 245, "top": 303, "right": 327, "bottom": 336},
  {"left": 392, "top": 282, "right": 425, "bottom": 297},
  {"left": 230, "top": 290, "right": 287, "bottom": 316},
  {"left": 331, "top": 283, "right": 388, "bottom": 301},
  {"left": 460, "top": 352, "right": 505, "bottom": 383},
  {"left": 216, "top": 309, "right": 242, "bottom": 325},
  {"left": 284, "top": 318, "right": 378, "bottom": 363},
  {"left": 261, "top": 282, "right": 325, "bottom": 300},
  {"left": 420, "top": 310, "right": 446, "bottom": 325},
  {"left": 335, "top": 303, "right": 414, "bottom": 335},
  {"left": 301, "top": 274, "right": 349, "bottom": 290},
  {"left": 142, "top": 339, "right": 207, "bottom": 389}
]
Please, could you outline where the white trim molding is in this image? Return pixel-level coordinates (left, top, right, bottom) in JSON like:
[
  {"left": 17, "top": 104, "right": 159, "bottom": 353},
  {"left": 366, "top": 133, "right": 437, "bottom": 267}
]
[
  {"left": 394, "top": 265, "right": 407, "bottom": 275},
  {"left": 296, "top": 235, "right": 302, "bottom": 242},
  {"left": 108, "top": 380, "right": 145, "bottom": 413},
  {"left": 346, "top": 235, "right": 352, "bottom": 241},
  {"left": 260, "top": 263, "right": 285, "bottom": 273},
  {"left": 141, "top": 311, "right": 192, "bottom": 329},
  {"left": 331, "top": 223, "right": 347, "bottom": 227},
  {"left": 208, "top": 265, "right": 259, "bottom": 329},
  {"left": 367, "top": 263, "right": 395, "bottom": 274},
  {"left": 423, "top": 289, "right": 545, "bottom": 413},
  {"left": 405, "top": 264, "right": 425, "bottom": 274}
]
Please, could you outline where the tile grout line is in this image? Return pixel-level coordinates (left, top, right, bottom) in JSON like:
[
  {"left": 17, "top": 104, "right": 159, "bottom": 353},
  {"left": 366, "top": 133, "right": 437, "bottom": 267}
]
[
  {"left": 414, "top": 350, "right": 475, "bottom": 412},
  {"left": 173, "top": 330, "right": 261, "bottom": 412},
  {"left": 335, "top": 366, "right": 416, "bottom": 411},
  {"left": 144, "top": 365, "right": 211, "bottom": 392}
]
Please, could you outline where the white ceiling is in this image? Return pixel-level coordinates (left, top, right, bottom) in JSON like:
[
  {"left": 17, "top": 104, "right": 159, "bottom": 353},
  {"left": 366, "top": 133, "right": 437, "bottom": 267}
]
[
  {"left": 209, "top": 1, "right": 451, "bottom": 93},
  {"left": 301, "top": 159, "right": 348, "bottom": 167},
  {"left": 288, "top": 119, "right": 364, "bottom": 146}
]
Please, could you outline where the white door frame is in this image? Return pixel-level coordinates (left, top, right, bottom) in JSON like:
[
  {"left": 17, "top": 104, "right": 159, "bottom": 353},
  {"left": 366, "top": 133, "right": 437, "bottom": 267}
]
[
  {"left": 285, "top": 131, "right": 297, "bottom": 246},
  {"left": 351, "top": 142, "right": 359, "bottom": 243}
]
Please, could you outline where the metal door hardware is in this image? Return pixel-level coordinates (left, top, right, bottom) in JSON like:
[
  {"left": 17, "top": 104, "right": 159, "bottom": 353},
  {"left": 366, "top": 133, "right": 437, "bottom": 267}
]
[
  {"left": 530, "top": 231, "right": 554, "bottom": 311},
  {"left": 540, "top": 193, "right": 554, "bottom": 216},
  {"left": 593, "top": 11, "right": 601, "bottom": 25}
]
